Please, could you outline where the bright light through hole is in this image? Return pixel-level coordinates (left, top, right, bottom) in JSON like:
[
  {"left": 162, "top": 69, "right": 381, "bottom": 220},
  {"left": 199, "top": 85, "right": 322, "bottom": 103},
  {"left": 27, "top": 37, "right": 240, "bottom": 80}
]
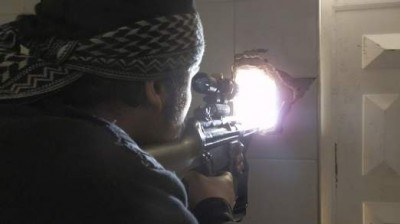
[{"left": 234, "top": 67, "right": 279, "bottom": 130}]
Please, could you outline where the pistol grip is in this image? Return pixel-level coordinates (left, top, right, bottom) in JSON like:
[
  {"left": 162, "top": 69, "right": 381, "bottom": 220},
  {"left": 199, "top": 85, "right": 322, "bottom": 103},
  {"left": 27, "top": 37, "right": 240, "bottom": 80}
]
[{"left": 193, "top": 152, "right": 214, "bottom": 176}]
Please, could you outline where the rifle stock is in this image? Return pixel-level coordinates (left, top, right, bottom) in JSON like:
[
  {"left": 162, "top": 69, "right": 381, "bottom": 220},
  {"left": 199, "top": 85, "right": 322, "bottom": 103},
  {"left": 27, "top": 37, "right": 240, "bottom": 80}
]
[
  {"left": 145, "top": 118, "right": 256, "bottom": 173},
  {"left": 143, "top": 71, "right": 261, "bottom": 221},
  {"left": 145, "top": 127, "right": 202, "bottom": 177},
  {"left": 144, "top": 118, "right": 256, "bottom": 221}
]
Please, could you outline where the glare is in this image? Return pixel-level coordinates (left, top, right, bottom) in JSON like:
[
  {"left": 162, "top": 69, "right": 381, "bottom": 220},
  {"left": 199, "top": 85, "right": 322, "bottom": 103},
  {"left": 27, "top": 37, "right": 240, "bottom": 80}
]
[{"left": 234, "top": 67, "right": 279, "bottom": 131}]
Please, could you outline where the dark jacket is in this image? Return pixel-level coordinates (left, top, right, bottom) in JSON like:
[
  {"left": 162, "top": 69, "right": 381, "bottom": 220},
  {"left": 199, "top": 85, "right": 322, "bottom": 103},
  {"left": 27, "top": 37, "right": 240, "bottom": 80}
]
[{"left": 0, "top": 104, "right": 234, "bottom": 224}]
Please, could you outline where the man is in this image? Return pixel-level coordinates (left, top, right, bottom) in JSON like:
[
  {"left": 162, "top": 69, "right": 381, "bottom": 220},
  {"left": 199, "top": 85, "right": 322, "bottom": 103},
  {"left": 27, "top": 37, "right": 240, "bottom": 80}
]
[{"left": 0, "top": 0, "right": 236, "bottom": 223}]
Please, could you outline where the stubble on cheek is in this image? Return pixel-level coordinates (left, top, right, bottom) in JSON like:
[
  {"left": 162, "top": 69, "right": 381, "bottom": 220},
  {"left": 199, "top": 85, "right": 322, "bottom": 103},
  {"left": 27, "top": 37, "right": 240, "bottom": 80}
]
[{"left": 163, "top": 86, "right": 191, "bottom": 141}]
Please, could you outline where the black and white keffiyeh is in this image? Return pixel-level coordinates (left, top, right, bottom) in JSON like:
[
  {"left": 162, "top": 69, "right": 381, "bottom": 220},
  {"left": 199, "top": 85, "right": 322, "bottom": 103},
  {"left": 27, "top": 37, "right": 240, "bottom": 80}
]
[{"left": 0, "top": 13, "right": 204, "bottom": 100}]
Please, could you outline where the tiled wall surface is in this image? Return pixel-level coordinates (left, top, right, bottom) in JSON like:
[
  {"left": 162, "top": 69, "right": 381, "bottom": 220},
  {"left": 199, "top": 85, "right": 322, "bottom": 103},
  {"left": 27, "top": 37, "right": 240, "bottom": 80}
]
[
  {"left": 245, "top": 159, "right": 318, "bottom": 224},
  {"left": 0, "top": 1, "right": 20, "bottom": 23},
  {"left": 0, "top": 0, "right": 319, "bottom": 223},
  {"left": 197, "top": 1, "right": 319, "bottom": 223}
]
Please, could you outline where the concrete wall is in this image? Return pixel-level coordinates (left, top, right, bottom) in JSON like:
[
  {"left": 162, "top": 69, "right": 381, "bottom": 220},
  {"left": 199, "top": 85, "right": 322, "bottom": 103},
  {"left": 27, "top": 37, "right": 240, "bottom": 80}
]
[
  {"left": 0, "top": 0, "right": 36, "bottom": 22},
  {"left": 196, "top": 0, "right": 319, "bottom": 223}
]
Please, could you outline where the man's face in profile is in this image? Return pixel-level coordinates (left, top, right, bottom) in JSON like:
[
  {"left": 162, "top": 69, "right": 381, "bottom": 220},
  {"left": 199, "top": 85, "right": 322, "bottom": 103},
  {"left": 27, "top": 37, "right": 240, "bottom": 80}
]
[{"left": 157, "top": 69, "right": 196, "bottom": 142}]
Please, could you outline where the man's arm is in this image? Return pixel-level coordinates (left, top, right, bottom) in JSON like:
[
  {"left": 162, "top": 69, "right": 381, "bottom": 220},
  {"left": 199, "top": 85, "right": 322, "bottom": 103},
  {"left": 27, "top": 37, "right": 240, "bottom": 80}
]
[{"left": 185, "top": 172, "right": 237, "bottom": 224}]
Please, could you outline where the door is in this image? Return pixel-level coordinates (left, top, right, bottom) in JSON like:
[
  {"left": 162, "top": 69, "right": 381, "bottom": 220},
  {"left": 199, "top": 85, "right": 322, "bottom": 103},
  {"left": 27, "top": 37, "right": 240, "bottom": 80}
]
[{"left": 320, "top": 0, "right": 400, "bottom": 223}]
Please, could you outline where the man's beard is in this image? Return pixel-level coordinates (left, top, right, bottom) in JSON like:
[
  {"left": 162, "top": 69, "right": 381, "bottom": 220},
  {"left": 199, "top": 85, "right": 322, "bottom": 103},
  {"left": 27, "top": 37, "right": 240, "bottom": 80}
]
[{"left": 160, "top": 82, "right": 190, "bottom": 142}]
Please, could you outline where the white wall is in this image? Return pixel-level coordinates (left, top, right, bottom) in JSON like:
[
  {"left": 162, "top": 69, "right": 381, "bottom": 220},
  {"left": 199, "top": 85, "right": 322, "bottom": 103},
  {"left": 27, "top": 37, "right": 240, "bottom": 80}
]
[
  {"left": 0, "top": 0, "right": 37, "bottom": 23},
  {"left": 197, "top": 0, "right": 319, "bottom": 223}
]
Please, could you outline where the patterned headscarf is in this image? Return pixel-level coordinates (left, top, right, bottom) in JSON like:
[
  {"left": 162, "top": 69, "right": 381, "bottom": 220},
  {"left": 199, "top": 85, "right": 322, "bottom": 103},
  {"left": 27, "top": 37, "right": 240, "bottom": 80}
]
[{"left": 0, "top": 13, "right": 205, "bottom": 100}]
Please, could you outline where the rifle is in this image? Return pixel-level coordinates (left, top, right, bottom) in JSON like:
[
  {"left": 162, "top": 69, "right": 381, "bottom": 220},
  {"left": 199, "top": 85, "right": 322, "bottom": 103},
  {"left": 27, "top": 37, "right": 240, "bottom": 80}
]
[
  {"left": 145, "top": 72, "right": 255, "bottom": 221},
  {"left": 144, "top": 49, "right": 315, "bottom": 221}
]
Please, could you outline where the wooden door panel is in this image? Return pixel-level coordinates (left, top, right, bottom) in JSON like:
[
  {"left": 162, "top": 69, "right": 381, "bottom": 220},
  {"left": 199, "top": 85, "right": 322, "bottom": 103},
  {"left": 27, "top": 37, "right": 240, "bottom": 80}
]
[
  {"left": 364, "top": 202, "right": 400, "bottom": 224},
  {"left": 363, "top": 94, "right": 400, "bottom": 176}
]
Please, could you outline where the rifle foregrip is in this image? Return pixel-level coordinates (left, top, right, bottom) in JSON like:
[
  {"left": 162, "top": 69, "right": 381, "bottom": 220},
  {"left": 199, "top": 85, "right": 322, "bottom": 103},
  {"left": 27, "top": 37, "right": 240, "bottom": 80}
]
[
  {"left": 193, "top": 141, "right": 245, "bottom": 175},
  {"left": 191, "top": 141, "right": 249, "bottom": 221}
]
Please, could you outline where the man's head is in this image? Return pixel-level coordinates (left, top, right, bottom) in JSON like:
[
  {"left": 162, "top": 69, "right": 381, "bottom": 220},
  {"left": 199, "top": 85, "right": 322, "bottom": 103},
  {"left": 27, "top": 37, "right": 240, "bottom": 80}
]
[
  {"left": 0, "top": 0, "right": 205, "bottom": 145},
  {"left": 48, "top": 68, "right": 196, "bottom": 145},
  {"left": 33, "top": 0, "right": 197, "bottom": 37}
]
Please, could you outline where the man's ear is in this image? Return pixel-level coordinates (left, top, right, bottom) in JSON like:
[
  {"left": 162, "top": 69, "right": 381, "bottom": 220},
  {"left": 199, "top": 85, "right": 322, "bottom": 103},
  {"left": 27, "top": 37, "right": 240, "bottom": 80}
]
[{"left": 144, "top": 81, "right": 164, "bottom": 112}]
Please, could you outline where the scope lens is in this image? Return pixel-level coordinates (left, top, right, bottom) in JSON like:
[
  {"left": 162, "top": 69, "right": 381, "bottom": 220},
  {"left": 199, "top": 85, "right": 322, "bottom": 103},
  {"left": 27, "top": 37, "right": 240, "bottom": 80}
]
[{"left": 192, "top": 72, "right": 218, "bottom": 94}]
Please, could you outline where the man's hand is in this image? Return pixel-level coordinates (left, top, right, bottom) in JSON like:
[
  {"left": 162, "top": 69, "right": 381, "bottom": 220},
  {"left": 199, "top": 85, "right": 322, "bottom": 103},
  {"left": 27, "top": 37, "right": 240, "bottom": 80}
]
[{"left": 183, "top": 171, "right": 236, "bottom": 209}]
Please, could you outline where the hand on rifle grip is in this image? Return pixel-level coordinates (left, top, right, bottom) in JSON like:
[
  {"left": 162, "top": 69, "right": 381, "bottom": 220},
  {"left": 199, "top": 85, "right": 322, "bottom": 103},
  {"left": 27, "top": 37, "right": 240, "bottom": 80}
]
[
  {"left": 192, "top": 152, "right": 214, "bottom": 176},
  {"left": 230, "top": 142, "right": 246, "bottom": 176},
  {"left": 183, "top": 171, "right": 236, "bottom": 209}
]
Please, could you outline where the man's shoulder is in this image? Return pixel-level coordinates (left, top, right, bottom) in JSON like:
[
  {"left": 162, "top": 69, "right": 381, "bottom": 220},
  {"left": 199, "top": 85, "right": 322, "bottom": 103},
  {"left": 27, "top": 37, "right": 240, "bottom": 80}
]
[
  {"left": 0, "top": 112, "right": 194, "bottom": 223},
  {"left": 0, "top": 106, "right": 187, "bottom": 199},
  {"left": 0, "top": 111, "right": 159, "bottom": 168},
  {"left": 0, "top": 112, "right": 116, "bottom": 150}
]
